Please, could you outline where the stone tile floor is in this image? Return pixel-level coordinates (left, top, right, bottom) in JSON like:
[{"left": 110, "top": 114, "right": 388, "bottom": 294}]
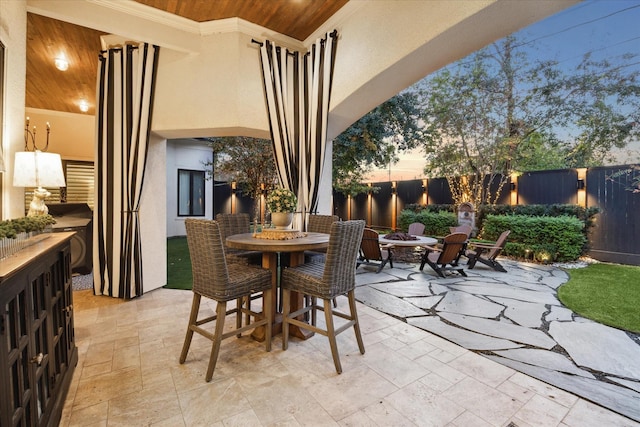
[
  {"left": 355, "top": 256, "right": 640, "bottom": 423},
  {"left": 62, "top": 258, "right": 640, "bottom": 426}
]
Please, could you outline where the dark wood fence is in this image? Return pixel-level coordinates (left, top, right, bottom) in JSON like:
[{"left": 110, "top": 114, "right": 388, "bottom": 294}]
[{"left": 212, "top": 165, "right": 640, "bottom": 266}]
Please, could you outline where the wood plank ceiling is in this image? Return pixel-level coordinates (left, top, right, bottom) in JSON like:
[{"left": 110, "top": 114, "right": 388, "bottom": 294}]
[{"left": 26, "top": 0, "right": 349, "bottom": 115}]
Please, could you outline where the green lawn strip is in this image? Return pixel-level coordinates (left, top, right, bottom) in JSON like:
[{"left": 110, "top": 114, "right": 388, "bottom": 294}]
[
  {"left": 165, "top": 237, "right": 192, "bottom": 290},
  {"left": 558, "top": 263, "right": 640, "bottom": 333}
]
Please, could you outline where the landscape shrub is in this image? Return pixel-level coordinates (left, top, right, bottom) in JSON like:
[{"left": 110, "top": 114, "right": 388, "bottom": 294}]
[
  {"left": 476, "top": 204, "right": 599, "bottom": 232},
  {"left": 398, "top": 209, "right": 457, "bottom": 236},
  {"left": 481, "top": 214, "right": 586, "bottom": 262}
]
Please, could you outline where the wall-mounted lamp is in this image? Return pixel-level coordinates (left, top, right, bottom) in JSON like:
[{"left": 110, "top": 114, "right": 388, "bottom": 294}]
[
  {"left": 510, "top": 182, "right": 517, "bottom": 191},
  {"left": 391, "top": 181, "right": 397, "bottom": 194},
  {"left": 14, "top": 118, "right": 66, "bottom": 216},
  {"left": 231, "top": 181, "right": 238, "bottom": 193},
  {"left": 576, "top": 179, "right": 585, "bottom": 190}
]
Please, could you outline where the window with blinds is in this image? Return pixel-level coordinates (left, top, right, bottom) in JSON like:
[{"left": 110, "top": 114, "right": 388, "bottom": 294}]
[
  {"left": 64, "top": 161, "right": 95, "bottom": 209},
  {"left": 22, "top": 160, "right": 95, "bottom": 214}
]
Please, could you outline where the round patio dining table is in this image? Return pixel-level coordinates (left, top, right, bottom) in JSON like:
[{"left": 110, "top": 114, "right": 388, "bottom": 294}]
[{"left": 226, "top": 231, "right": 330, "bottom": 341}]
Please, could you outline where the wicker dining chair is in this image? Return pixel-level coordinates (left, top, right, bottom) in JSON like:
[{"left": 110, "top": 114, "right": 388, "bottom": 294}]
[
  {"left": 281, "top": 220, "right": 366, "bottom": 374},
  {"left": 305, "top": 214, "right": 340, "bottom": 263},
  {"left": 216, "top": 213, "right": 262, "bottom": 265},
  {"left": 180, "top": 219, "right": 273, "bottom": 382}
]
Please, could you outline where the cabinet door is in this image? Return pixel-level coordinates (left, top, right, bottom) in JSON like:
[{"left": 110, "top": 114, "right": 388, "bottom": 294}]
[
  {"left": 28, "top": 258, "right": 54, "bottom": 426},
  {"left": 0, "top": 271, "right": 34, "bottom": 426},
  {"left": 49, "top": 246, "right": 74, "bottom": 395}
]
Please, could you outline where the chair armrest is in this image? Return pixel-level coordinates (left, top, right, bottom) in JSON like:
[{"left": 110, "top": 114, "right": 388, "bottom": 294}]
[
  {"left": 468, "top": 242, "right": 499, "bottom": 250},
  {"left": 421, "top": 244, "right": 442, "bottom": 253}
]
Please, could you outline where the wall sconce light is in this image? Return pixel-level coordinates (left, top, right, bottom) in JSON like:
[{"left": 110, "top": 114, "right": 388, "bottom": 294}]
[
  {"left": 231, "top": 181, "right": 238, "bottom": 193},
  {"left": 510, "top": 182, "right": 517, "bottom": 191},
  {"left": 14, "top": 118, "right": 66, "bottom": 216},
  {"left": 55, "top": 56, "right": 69, "bottom": 71},
  {"left": 391, "top": 181, "right": 397, "bottom": 194},
  {"left": 576, "top": 179, "right": 585, "bottom": 189},
  {"left": 79, "top": 99, "right": 89, "bottom": 113}
]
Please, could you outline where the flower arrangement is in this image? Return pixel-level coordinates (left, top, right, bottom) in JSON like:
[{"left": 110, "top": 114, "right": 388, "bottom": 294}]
[{"left": 266, "top": 188, "right": 297, "bottom": 213}]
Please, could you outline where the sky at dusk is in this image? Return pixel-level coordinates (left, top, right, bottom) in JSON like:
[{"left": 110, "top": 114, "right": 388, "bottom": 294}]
[{"left": 366, "top": 0, "right": 640, "bottom": 182}]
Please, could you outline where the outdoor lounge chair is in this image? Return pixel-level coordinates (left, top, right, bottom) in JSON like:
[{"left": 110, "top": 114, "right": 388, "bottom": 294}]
[
  {"left": 466, "top": 230, "right": 511, "bottom": 272},
  {"left": 357, "top": 228, "right": 394, "bottom": 273},
  {"left": 408, "top": 222, "right": 425, "bottom": 236},
  {"left": 449, "top": 224, "right": 473, "bottom": 264},
  {"left": 419, "top": 232, "right": 468, "bottom": 277}
]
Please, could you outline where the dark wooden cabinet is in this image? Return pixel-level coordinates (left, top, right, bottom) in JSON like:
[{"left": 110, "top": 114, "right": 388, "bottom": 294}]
[{"left": 0, "top": 233, "right": 77, "bottom": 427}]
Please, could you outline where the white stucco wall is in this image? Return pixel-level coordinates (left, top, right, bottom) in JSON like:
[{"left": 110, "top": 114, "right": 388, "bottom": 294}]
[
  {"left": 139, "top": 133, "right": 167, "bottom": 292},
  {"left": 165, "top": 139, "right": 214, "bottom": 237},
  {"left": 1, "top": 0, "right": 28, "bottom": 220},
  {"left": 24, "top": 108, "right": 94, "bottom": 161}
]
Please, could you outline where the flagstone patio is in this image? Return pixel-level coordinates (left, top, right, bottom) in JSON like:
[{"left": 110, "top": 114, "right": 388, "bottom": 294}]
[{"left": 355, "top": 258, "right": 640, "bottom": 422}]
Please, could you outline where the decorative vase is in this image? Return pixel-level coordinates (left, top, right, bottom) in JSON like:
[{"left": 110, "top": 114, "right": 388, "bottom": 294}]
[{"left": 271, "top": 212, "right": 293, "bottom": 230}]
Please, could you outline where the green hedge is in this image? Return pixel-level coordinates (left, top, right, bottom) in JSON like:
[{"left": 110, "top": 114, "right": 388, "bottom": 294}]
[
  {"left": 482, "top": 214, "right": 586, "bottom": 262},
  {"left": 476, "top": 204, "right": 599, "bottom": 231},
  {"left": 398, "top": 210, "right": 457, "bottom": 236}
]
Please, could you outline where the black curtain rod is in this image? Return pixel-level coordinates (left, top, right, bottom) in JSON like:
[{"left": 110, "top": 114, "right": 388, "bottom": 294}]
[
  {"left": 99, "top": 45, "right": 139, "bottom": 55},
  {"left": 252, "top": 29, "right": 337, "bottom": 49}
]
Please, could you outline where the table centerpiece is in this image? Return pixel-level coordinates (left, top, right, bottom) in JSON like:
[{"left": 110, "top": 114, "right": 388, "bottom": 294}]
[{"left": 266, "top": 187, "right": 297, "bottom": 230}]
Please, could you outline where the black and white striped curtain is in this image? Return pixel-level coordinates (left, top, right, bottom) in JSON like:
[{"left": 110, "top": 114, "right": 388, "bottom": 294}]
[
  {"left": 94, "top": 43, "right": 159, "bottom": 298},
  {"left": 259, "top": 31, "right": 337, "bottom": 229}
]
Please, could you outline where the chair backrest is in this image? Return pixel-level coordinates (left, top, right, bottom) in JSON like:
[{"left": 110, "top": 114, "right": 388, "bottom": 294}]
[
  {"left": 437, "top": 232, "right": 468, "bottom": 264},
  {"left": 359, "top": 228, "right": 383, "bottom": 261},
  {"left": 449, "top": 224, "right": 472, "bottom": 237},
  {"left": 323, "top": 220, "right": 366, "bottom": 294},
  {"left": 308, "top": 214, "right": 339, "bottom": 234},
  {"left": 408, "top": 222, "right": 425, "bottom": 236},
  {"left": 185, "top": 219, "right": 230, "bottom": 296},
  {"left": 488, "top": 230, "right": 511, "bottom": 259},
  {"left": 216, "top": 213, "right": 251, "bottom": 241}
]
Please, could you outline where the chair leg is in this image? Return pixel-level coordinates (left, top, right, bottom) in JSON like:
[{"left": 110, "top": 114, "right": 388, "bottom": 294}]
[
  {"left": 236, "top": 297, "right": 243, "bottom": 338},
  {"left": 264, "top": 289, "right": 272, "bottom": 352},
  {"left": 348, "top": 290, "right": 365, "bottom": 355},
  {"left": 245, "top": 295, "right": 251, "bottom": 326},
  {"left": 478, "top": 257, "right": 507, "bottom": 272},
  {"left": 282, "top": 288, "right": 291, "bottom": 351},
  {"left": 205, "top": 301, "right": 227, "bottom": 382},
  {"left": 179, "top": 293, "right": 201, "bottom": 364},
  {"left": 324, "top": 298, "right": 342, "bottom": 374},
  {"left": 311, "top": 296, "right": 318, "bottom": 326}
]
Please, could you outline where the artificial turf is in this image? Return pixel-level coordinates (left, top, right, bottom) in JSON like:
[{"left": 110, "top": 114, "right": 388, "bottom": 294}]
[
  {"left": 165, "top": 236, "right": 192, "bottom": 290},
  {"left": 558, "top": 263, "right": 640, "bottom": 333}
]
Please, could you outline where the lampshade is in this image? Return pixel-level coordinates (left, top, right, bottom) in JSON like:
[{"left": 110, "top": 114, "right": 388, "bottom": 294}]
[{"left": 13, "top": 151, "right": 66, "bottom": 188}]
